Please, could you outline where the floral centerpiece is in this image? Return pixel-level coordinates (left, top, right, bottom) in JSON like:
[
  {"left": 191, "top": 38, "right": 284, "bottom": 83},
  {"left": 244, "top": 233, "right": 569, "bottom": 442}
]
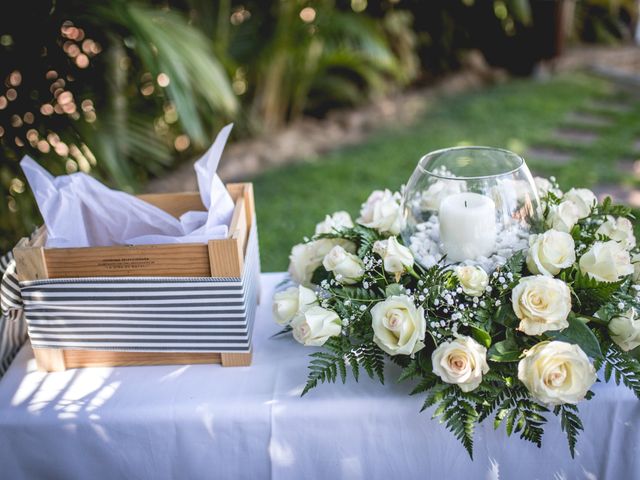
[{"left": 273, "top": 149, "right": 640, "bottom": 458}]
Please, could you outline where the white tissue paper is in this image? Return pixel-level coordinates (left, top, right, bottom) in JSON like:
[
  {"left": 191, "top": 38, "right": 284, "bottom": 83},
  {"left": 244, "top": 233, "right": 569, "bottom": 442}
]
[{"left": 21, "top": 124, "right": 237, "bottom": 248}]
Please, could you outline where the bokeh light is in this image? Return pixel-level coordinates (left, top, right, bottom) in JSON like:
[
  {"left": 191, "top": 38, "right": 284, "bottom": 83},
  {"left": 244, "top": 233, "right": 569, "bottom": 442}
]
[
  {"left": 299, "top": 7, "right": 316, "bottom": 23},
  {"left": 174, "top": 134, "right": 190, "bottom": 151}
]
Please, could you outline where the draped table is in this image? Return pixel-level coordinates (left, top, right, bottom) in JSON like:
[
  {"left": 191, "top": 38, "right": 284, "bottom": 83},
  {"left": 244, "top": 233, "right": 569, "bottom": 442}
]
[{"left": 0, "top": 272, "right": 639, "bottom": 480}]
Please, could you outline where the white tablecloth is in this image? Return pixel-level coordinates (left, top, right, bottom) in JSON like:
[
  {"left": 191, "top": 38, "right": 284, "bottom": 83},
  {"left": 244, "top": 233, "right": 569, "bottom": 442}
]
[{"left": 0, "top": 272, "right": 639, "bottom": 480}]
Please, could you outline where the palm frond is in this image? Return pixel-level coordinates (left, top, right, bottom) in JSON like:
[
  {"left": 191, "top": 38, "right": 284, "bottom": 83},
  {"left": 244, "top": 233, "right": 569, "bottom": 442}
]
[{"left": 96, "top": 2, "right": 238, "bottom": 147}]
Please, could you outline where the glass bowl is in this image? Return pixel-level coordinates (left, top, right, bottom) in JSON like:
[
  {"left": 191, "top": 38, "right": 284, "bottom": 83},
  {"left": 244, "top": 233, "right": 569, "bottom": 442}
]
[{"left": 401, "top": 146, "right": 540, "bottom": 272}]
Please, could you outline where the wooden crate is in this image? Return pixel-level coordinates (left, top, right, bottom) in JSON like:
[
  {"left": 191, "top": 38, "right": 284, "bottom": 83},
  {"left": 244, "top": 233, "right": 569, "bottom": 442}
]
[{"left": 13, "top": 183, "right": 259, "bottom": 372}]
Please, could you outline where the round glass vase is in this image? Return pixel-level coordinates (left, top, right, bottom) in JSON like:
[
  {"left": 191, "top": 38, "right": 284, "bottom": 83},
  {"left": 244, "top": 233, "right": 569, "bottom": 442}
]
[{"left": 401, "top": 146, "right": 540, "bottom": 272}]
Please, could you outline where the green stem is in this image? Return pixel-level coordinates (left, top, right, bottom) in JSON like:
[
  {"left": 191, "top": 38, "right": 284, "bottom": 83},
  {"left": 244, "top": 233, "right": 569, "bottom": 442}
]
[
  {"left": 407, "top": 266, "right": 420, "bottom": 280},
  {"left": 580, "top": 314, "right": 608, "bottom": 326}
]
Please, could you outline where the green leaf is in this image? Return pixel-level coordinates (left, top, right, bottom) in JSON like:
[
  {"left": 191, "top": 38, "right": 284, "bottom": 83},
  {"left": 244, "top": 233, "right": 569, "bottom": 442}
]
[
  {"left": 310, "top": 266, "right": 330, "bottom": 286},
  {"left": 385, "top": 283, "right": 406, "bottom": 297},
  {"left": 488, "top": 338, "right": 522, "bottom": 362},
  {"left": 545, "top": 315, "right": 603, "bottom": 360},
  {"left": 493, "top": 306, "right": 519, "bottom": 329},
  {"left": 416, "top": 349, "right": 433, "bottom": 373},
  {"left": 339, "top": 285, "right": 380, "bottom": 302},
  {"left": 471, "top": 326, "right": 492, "bottom": 348}
]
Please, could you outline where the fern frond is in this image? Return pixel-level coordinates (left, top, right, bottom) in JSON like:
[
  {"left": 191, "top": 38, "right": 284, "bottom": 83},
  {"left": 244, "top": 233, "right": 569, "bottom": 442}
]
[
  {"left": 602, "top": 341, "right": 640, "bottom": 399},
  {"left": 493, "top": 386, "right": 548, "bottom": 448},
  {"left": 572, "top": 269, "right": 624, "bottom": 314},
  {"left": 302, "top": 351, "right": 345, "bottom": 396},
  {"left": 553, "top": 404, "right": 583, "bottom": 458}
]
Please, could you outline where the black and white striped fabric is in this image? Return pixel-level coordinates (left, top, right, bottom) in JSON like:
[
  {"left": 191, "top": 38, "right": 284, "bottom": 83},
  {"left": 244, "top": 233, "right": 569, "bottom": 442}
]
[
  {"left": 19, "top": 223, "right": 260, "bottom": 353},
  {"left": 0, "top": 251, "right": 29, "bottom": 377}
]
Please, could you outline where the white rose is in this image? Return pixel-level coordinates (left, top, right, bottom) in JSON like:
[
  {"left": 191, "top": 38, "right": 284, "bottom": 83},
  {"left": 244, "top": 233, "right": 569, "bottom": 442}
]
[
  {"left": 579, "top": 240, "right": 634, "bottom": 283},
  {"left": 633, "top": 253, "right": 640, "bottom": 283},
  {"left": 358, "top": 189, "right": 405, "bottom": 235},
  {"left": 272, "top": 285, "right": 317, "bottom": 326},
  {"left": 315, "top": 211, "right": 354, "bottom": 235},
  {"left": 547, "top": 201, "right": 580, "bottom": 233},
  {"left": 563, "top": 188, "right": 596, "bottom": 219},
  {"left": 455, "top": 265, "right": 489, "bottom": 297},
  {"left": 372, "top": 239, "right": 387, "bottom": 256},
  {"left": 288, "top": 239, "right": 356, "bottom": 286},
  {"left": 371, "top": 295, "right": 426, "bottom": 356},
  {"left": 374, "top": 236, "right": 413, "bottom": 274},
  {"left": 608, "top": 308, "right": 640, "bottom": 352},
  {"left": 526, "top": 229, "right": 575, "bottom": 276},
  {"left": 291, "top": 306, "right": 342, "bottom": 347},
  {"left": 518, "top": 341, "right": 597, "bottom": 405},
  {"left": 534, "top": 177, "right": 562, "bottom": 198},
  {"left": 419, "top": 180, "right": 465, "bottom": 211},
  {"left": 432, "top": 335, "right": 489, "bottom": 392},
  {"left": 596, "top": 216, "right": 636, "bottom": 251},
  {"left": 512, "top": 275, "right": 572, "bottom": 336},
  {"left": 322, "top": 245, "right": 365, "bottom": 284}
]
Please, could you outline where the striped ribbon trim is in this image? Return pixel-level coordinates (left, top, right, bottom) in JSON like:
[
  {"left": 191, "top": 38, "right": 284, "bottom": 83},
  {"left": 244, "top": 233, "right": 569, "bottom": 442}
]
[
  {"left": 1, "top": 252, "right": 22, "bottom": 314},
  {"left": 19, "top": 222, "right": 260, "bottom": 353},
  {"left": 0, "top": 251, "right": 28, "bottom": 377}
]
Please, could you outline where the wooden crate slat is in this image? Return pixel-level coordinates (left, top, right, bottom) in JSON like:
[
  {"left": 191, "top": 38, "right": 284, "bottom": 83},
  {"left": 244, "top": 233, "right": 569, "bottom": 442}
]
[
  {"left": 34, "top": 348, "right": 224, "bottom": 371},
  {"left": 43, "top": 244, "right": 211, "bottom": 278}
]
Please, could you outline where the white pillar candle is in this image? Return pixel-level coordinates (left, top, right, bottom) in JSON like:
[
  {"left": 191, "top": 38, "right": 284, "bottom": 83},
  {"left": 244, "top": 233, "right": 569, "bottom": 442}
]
[{"left": 438, "top": 192, "right": 497, "bottom": 262}]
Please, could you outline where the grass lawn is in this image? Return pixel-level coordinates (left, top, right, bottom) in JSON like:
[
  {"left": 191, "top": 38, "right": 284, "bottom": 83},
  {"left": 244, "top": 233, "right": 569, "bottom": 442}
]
[{"left": 252, "top": 72, "right": 640, "bottom": 272}]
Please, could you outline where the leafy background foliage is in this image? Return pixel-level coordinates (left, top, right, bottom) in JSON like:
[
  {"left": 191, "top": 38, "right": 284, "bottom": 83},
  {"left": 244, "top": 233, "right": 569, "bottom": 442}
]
[{"left": 1, "top": 0, "right": 638, "bottom": 252}]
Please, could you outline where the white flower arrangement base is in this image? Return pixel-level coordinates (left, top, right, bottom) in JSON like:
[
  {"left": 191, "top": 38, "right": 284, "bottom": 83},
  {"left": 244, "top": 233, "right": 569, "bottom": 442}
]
[
  {"left": 409, "top": 216, "right": 530, "bottom": 272},
  {"left": 276, "top": 176, "right": 640, "bottom": 460}
]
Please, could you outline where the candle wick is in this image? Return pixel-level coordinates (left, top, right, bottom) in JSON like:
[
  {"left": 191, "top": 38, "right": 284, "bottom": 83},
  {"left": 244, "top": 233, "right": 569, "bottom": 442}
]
[{"left": 464, "top": 201, "right": 467, "bottom": 208}]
